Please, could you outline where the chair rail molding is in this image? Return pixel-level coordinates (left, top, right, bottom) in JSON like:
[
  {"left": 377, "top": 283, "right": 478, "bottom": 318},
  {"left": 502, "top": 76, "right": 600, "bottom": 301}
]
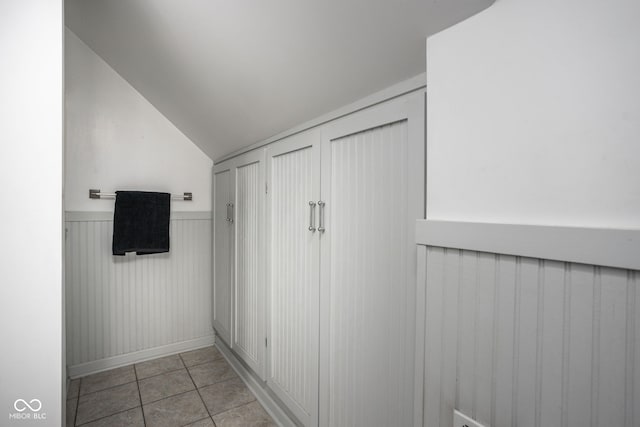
[{"left": 416, "top": 219, "right": 640, "bottom": 270}]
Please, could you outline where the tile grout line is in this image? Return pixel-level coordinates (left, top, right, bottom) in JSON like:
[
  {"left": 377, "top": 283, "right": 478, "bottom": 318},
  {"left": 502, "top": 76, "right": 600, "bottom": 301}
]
[
  {"left": 180, "top": 352, "right": 215, "bottom": 425},
  {"left": 79, "top": 381, "right": 139, "bottom": 399},
  {"left": 209, "top": 400, "right": 264, "bottom": 421},
  {"left": 142, "top": 387, "right": 201, "bottom": 407},
  {"left": 137, "top": 365, "right": 185, "bottom": 381},
  {"left": 77, "top": 378, "right": 138, "bottom": 398},
  {"left": 133, "top": 363, "right": 147, "bottom": 427},
  {"left": 197, "top": 375, "right": 244, "bottom": 392},
  {"left": 180, "top": 417, "right": 215, "bottom": 427},
  {"left": 75, "top": 405, "right": 143, "bottom": 427},
  {"left": 190, "top": 387, "right": 265, "bottom": 424}
]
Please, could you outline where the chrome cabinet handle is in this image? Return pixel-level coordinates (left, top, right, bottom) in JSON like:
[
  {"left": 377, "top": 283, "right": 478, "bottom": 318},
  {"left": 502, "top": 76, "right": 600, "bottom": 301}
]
[
  {"left": 308, "top": 201, "right": 317, "bottom": 232},
  {"left": 318, "top": 201, "right": 325, "bottom": 232},
  {"left": 228, "top": 203, "right": 234, "bottom": 223},
  {"left": 226, "top": 203, "right": 230, "bottom": 221}
]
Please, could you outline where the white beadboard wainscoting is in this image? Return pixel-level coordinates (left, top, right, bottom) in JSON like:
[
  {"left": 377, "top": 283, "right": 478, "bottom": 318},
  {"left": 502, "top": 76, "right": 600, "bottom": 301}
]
[
  {"left": 65, "top": 211, "right": 214, "bottom": 377},
  {"left": 416, "top": 220, "right": 640, "bottom": 427}
]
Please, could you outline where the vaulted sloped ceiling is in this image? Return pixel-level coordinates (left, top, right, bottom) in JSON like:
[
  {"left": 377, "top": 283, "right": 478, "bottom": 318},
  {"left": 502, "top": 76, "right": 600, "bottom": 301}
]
[{"left": 65, "top": 0, "right": 493, "bottom": 160}]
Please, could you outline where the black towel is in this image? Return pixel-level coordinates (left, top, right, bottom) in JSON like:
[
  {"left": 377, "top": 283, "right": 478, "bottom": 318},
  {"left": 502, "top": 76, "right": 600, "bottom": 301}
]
[{"left": 112, "top": 191, "right": 170, "bottom": 256}]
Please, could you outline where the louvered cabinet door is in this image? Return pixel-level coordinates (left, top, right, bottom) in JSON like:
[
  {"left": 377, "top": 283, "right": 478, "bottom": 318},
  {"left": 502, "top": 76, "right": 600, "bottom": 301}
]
[
  {"left": 232, "top": 150, "right": 266, "bottom": 378},
  {"left": 318, "top": 92, "right": 425, "bottom": 427},
  {"left": 212, "top": 163, "right": 234, "bottom": 346},
  {"left": 266, "top": 130, "right": 321, "bottom": 426}
]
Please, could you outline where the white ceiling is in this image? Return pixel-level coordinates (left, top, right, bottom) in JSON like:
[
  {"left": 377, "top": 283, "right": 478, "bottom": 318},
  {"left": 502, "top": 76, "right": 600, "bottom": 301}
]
[{"left": 65, "top": 0, "right": 493, "bottom": 160}]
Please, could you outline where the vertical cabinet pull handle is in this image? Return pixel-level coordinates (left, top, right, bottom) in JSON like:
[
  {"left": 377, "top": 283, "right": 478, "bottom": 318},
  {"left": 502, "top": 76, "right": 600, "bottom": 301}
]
[
  {"left": 226, "top": 203, "right": 230, "bottom": 221},
  {"left": 308, "top": 201, "right": 317, "bottom": 232},
  {"left": 318, "top": 201, "right": 325, "bottom": 232},
  {"left": 229, "top": 203, "right": 234, "bottom": 223}
]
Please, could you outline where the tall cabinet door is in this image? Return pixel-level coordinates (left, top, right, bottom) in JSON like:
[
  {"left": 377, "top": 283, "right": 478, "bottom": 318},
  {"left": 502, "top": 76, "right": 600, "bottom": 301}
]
[
  {"left": 266, "top": 130, "right": 321, "bottom": 426},
  {"left": 319, "top": 93, "right": 425, "bottom": 427},
  {"left": 232, "top": 150, "right": 266, "bottom": 378},
  {"left": 212, "top": 162, "right": 234, "bottom": 346}
]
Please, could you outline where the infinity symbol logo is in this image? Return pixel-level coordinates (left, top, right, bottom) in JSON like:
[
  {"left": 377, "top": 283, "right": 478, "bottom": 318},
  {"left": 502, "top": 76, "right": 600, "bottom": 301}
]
[{"left": 13, "top": 399, "right": 42, "bottom": 412}]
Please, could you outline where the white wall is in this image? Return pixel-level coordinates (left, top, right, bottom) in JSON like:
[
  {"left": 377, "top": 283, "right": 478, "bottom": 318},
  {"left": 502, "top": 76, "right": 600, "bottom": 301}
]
[
  {"left": 65, "top": 29, "right": 212, "bottom": 212},
  {"left": 426, "top": 0, "right": 640, "bottom": 228},
  {"left": 0, "top": 1, "right": 64, "bottom": 425},
  {"left": 421, "top": 1, "right": 640, "bottom": 426}
]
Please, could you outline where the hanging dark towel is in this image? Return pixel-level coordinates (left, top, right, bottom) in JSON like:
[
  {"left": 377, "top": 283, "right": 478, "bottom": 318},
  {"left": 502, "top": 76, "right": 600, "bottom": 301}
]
[{"left": 112, "top": 191, "right": 170, "bottom": 256}]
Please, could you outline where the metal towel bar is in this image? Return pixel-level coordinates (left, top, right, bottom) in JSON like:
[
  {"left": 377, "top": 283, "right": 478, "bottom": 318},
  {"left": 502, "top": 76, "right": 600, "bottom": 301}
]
[{"left": 89, "top": 189, "right": 193, "bottom": 201}]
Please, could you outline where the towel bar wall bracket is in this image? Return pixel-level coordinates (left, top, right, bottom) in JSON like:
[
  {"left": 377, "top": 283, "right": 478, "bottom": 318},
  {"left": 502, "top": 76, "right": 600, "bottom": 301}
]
[{"left": 89, "top": 189, "right": 193, "bottom": 201}]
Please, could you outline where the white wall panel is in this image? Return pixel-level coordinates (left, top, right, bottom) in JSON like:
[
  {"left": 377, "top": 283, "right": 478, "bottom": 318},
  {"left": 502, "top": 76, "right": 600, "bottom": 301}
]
[
  {"left": 426, "top": 0, "right": 640, "bottom": 228},
  {"left": 234, "top": 160, "right": 264, "bottom": 373},
  {"left": 0, "top": 2, "right": 63, "bottom": 421},
  {"left": 65, "top": 213, "right": 213, "bottom": 370},
  {"left": 420, "top": 246, "right": 640, "bottom": 427},
  {"left": 325, "top": 120, "right": 415, "bottom": 427}
]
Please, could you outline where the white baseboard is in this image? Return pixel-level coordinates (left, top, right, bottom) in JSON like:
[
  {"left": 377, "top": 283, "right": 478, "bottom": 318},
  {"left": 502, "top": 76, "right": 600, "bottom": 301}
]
[
  {"left": 68, "top": 335, "right": 215, "bottom": 378},
  {"left": 215, "top": 338, "right": 299, "bottom": 427}
]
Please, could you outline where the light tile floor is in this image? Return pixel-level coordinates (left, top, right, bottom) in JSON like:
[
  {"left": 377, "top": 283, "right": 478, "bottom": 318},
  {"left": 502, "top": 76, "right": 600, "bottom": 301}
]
[{"left": 66, "top": 346, "right": 276, "bottom": 427}]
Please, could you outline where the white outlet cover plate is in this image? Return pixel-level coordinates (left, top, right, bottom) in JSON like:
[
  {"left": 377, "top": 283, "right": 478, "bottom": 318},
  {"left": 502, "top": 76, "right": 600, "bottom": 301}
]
[{"left": 453, "top": 409, "right": 485, "bottom": 427}]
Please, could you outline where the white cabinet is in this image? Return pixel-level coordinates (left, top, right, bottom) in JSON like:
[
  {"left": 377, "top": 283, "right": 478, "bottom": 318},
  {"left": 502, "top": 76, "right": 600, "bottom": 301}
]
[
  {"left": 213, "top": 150, "right": 266, "bottom": 378},
  {"left": 266, "top": 92, "right": 424, "bottom": 426},
  {"left": 214, "top": 90, "right": 424, "bottom": 427}
]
